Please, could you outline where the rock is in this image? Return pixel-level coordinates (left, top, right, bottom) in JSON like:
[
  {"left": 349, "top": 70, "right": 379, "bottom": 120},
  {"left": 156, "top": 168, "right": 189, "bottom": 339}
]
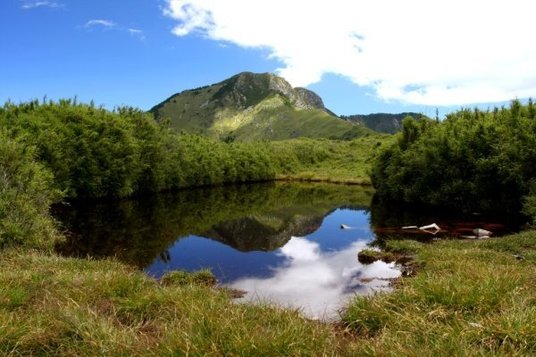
[
  {"left": 293, "top": 87, "right": 325, "bottom": 109},
  {"left": 419, "top": 223, "right": 441, "bottom": 235},
  {"left": 473, "top": 228, "right": 492, "bottom": 238},
  {"left": 419, "top": 223, "right": 440, "bottom": 231}
]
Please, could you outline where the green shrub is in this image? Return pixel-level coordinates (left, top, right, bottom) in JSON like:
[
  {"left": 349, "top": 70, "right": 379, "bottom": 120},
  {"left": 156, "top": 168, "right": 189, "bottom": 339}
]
[
  {"left": 0, "top": 132, "right": 60, "bottom": 248},
  {"left": 372, "top": 100, "right": 536, "bottom": 215}
]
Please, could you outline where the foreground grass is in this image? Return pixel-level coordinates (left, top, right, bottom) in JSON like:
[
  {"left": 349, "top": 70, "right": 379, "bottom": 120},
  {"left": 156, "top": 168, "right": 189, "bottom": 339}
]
[
  {"left": 343, "top": 231, "right": 536, "bottom": 356},
  {"left": 0, "top": 249, "right": 350, "bottom": 356},
  {"left": 1, "top": 230, "right": 534, "bottom": 355}
]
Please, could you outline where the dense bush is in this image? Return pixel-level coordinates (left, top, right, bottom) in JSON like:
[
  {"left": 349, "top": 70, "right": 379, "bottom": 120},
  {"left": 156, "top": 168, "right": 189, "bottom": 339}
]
[
  {"left": 371, "top": 100, "right": 536, "bottom": 215},
  {"left": 0, "top": 100, "right": 277, "bottom": 199},
  {"left": 523, "top": 181, "right": 536, "bottom": 223},
  {"left": 0, "top": 131, "right": 60, "bottom": 248}
]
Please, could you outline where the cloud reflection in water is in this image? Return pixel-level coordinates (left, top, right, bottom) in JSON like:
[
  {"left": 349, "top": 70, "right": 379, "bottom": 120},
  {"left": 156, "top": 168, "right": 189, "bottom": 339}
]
[{"left": 229, "top": 236, "right": 401, "bottom": 320}]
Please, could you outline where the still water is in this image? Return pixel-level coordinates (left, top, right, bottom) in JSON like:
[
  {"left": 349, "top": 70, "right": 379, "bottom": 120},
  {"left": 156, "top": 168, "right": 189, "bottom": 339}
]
[{"left": 55, "top": 182, "right": 518, "bottom": 319}]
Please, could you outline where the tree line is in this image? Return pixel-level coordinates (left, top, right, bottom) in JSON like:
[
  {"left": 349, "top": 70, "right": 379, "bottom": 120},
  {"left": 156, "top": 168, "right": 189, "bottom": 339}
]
[
  {"left": 0, "top": 99, "right": 368, "bottom": 248},
  {"left": 371, "top": 99, "right": 536, "bottom": 221}
]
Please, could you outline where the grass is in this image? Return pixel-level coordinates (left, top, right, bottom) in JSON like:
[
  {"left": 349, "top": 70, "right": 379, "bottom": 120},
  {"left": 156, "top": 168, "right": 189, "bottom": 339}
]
[
  {"left": 1, "top": 230, "right": 534, "bottom": 355},
  {"left": 342, "top": 230, "right": 536, "bottom": 355},
  {"left": 0, "top": 249, "right": 349, "bottom": 356},
  {"left": 271, "top": 135, "right": 394, "bottom": 185}
]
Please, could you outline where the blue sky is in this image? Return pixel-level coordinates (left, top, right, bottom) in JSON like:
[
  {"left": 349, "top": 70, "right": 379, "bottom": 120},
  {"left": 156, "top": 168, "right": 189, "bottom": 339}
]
[{"left": 1, "top": 0, "right": 535, "bottom": 116}]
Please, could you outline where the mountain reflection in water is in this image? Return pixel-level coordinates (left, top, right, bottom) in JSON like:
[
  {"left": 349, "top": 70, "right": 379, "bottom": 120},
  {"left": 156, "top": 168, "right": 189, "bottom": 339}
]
[
  {"left": 56, "top": 183, "right": 400, "bottom": 319},
  {"left": 145, "top": 206, "right": 400, "bottom": 320}
]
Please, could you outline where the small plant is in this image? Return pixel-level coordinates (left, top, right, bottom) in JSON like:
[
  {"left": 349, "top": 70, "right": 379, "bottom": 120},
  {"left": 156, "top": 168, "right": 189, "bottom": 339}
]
[
  {"left": 161, "top": 269, "right": 216, "bottom": 286},
  {"left": 357, "top": 249, "right": 396, "bottom": 264}
]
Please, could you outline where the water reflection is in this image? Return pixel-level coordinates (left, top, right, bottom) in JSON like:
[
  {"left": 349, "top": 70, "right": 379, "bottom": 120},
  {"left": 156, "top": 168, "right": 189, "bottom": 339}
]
[
  {"left": 145, "top": 208, "right": 401, "bottom": 320},
  {"left": 369, "top": 196, "right": 523, "bottom": 242},
  {"left": 55, "top": 183, "right": 373, "bottom": 268},
  {"left": 230, "top": 236, "right": 400, "bottom": 320}
]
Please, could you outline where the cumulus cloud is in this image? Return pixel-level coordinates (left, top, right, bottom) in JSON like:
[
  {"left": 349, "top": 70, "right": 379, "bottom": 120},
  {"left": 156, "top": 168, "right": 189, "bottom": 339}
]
[
  {"left": 21, "top": 1, "right": 63, "bottom": 9},
  {"left": 163, "top": 0, "right": 536, "bottom": 106}
]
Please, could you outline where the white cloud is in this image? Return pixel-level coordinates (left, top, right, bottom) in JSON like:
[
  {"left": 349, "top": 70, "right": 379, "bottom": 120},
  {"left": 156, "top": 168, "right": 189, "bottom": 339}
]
[
  {"left": 163, "top": 0, "right": 536, "bottom": 106},
  {"left": 128, "top": 28, "right": 146, "bottom": 41},
  {"left": 84, "top": 21, "right": 146, "bottom": 41},
  {"left": 21, "top": 1, "right": 63, "bottom": 9},
  {"left": 85, "top": 19, "right": 116, "bottom": 28}
]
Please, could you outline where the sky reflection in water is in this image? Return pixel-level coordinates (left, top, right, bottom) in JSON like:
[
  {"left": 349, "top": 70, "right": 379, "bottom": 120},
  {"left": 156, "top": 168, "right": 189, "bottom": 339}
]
[
  {"left": 146, "top": 208, "right": 401, "bottom": 320},
  {"left": 231, "top": 237, "right": 400, "bottom": 320}
]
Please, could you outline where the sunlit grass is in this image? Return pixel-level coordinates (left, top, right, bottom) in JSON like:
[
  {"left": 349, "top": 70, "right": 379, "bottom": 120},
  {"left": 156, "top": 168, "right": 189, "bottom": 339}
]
[
  {"left": 342, "top": 232, "right": 536, "bottom": 355},
  {"left": 272, "top": 135, "right": 393, "bottom": 185},
  {"left": 0, "top": 249, "right": 350, "bottom": 355}
]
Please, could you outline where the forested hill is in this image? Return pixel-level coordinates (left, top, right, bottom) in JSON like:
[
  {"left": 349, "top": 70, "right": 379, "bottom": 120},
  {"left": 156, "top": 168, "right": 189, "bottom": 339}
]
[
  {"left": 341, "top": 112, "right": 424, "bottom": 134},
  {"left": 150, "top": 72, "right": 372, "bottom": 141}
]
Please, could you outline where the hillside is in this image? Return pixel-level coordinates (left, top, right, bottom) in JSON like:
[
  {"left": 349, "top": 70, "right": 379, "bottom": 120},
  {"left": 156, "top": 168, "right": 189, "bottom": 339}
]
[
  {"left": 341, "top": 112, "right": 423, "bottom": 134},
  {"left": 150, "top": 72, "right": 371, "bottom": 141}
]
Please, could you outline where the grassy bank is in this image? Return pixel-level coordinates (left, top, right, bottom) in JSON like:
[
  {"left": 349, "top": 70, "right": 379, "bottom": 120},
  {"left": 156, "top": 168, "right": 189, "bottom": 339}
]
[
  {"left": 1, "top": 230, "right": 534, "bottom": 355},
  {"left": 0, "top": 248, "right": 348, "bottom": 356},
  {"left": 343, "top": 230, "right": 536, "bottom": 355}
]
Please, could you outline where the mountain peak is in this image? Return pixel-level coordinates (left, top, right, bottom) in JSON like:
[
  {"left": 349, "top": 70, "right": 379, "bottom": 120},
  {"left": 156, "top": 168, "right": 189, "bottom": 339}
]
[
  {"left": 212, "top": 72, "right": 324, "bottom": 110},
  {"left": 150, "top": 72, "right": 371, "bottom": 141}
]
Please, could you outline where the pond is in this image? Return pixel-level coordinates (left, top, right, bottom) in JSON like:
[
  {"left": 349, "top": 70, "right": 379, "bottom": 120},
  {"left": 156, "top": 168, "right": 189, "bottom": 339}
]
[{"left": 54, "top": 182, "right": 521, "bottom": 319}]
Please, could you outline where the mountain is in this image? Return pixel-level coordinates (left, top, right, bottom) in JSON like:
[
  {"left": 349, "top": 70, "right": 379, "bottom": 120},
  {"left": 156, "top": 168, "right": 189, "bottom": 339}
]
[
  {"left": 150, "top": 72, "right": 371, "bottom": 141},
  {"left": 341, "top": 112, "right": 424, "bottom": 134},
  {"left": 201, "top": 213, "right": 323, "bottom": 252}
]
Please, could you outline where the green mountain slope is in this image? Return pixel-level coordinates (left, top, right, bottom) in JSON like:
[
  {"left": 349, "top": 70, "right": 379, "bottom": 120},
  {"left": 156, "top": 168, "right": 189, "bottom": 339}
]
[{"left": 150, "top": 72, "right": 371, "bottom": 141}]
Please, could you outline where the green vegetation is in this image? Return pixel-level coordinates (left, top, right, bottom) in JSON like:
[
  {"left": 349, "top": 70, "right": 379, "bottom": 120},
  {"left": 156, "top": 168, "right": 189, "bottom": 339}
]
[
  {"left": 343, "top": 231, "right": 536, "bottom": 356},
  {"left": 372, "top": 100, "right": 536, "bottom": 217},
  {"left": 161, "top": 269, "right": 217, "bottom": 286},
  {"left": 1, "top": 95, "right": 535, "bottom": 355},
  {"left": 0, "top": 249, "right": 348, "bottom": 355},
  {"left": 0, "top": 132, "right": 60, "bottom": 249},
  {"left": 0, "top": 99, "right": 277, "bottom": 200},
  {"left": 151, "top": 72, "right": 372, "bottom": 141},
  {"left": 356, "top": 249, "right": 396, "bottom": 264},
  {"left": 0, "top": 98, "right": 384, "bottom": 250},
  {"left": 270, "top": 136, "right": 393, "bottom": 184}
]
